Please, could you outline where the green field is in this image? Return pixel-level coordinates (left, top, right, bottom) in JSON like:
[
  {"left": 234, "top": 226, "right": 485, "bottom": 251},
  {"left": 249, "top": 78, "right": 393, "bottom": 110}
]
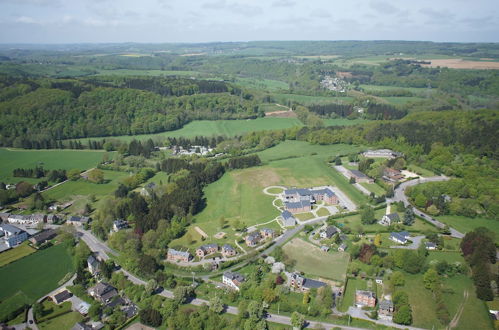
[
  {"left": 235, "top": 77, "right": 289, "bottom": 91},
  {"left": 359, "top": 84, "right": 431, "bottom": 94},
  {"left": 437, "top": 215, "right": 499, "bottom": 243},
  {"left": 323, "top": 118, "right": 370, "bottom": 126},
  {"left": 0, "top": 148, "right": 108, "bottom": 183},
  {"left": 42, "top": 170, "right": 130, "bottom": 202},
  {"left": 0, "top": 242, "right": 36, "bottom": 267},
  {"left": 338, "top": 277, "right": 368, "bottom": 312},
  {"left": 0, "top": 243, "right": 74, "bottom": 302},
  {"left": 38, "top": 311, "right": 83, "bottom": 330},
  {"left": 407, "top": 164, "right": 435, "bottom": 177},
  {"left": 359, "top": 182, "right": 386, "bottom": 197},
  {"left": 383, "top": 96, "right": 425, "bottom": 105},
  {"left": 0, "top": 291, "right": 30, "bottom": 322},
  {"left": 95, "top": 69, "right": 203, "bottom": 77},
  {"left": 81, "top": 118, "right": 303, "bottom": 143},
  {"left": 282, "top": 238, "right": 349, "bottom": 281}
]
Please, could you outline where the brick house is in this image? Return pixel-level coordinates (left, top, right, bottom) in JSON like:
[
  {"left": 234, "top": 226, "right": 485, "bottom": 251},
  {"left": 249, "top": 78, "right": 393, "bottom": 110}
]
[
  {"left": 355, "top": 290, "right": 376, "bottom": 308},
  {"left": 378, "top": 300, "right": 394, "bottom": 320},
  {"left": 260, "top": 228, "right": 275, "bottom": 239},
  {"left": 285, "top": 200, "right": 312, "bottom": 213},
  {"left": 196, "top": 243, "right": 219, "bottom": 257},
  {"left": 289, "top": 272, "right": 326, "bottom": 292},
  {"left": 245, "top": 231, "right": 262, "bottom": 247},
  {"left": 221, "top": 244, "right": 237, "bottom": 257},
  {"left": 167, "top": 248, "right": 192, "bottom": 262},
  {"left": 383, "top": 168, "right": 404, "bottom": 182}
]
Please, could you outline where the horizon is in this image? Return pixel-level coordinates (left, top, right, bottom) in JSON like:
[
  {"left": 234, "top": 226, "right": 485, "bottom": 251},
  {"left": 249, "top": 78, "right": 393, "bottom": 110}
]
[{"left": 0, "top": 0, "right": 498, "bottom": 44}]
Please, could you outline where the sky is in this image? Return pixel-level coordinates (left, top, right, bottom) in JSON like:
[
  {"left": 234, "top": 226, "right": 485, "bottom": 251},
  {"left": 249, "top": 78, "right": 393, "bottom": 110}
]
[{"left": 0, "top": 0, "right": 498, "bottom": 44}]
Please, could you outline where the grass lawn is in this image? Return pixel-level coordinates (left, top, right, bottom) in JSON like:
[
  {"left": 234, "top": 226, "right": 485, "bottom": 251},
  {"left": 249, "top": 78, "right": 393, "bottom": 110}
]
[
  {"left": 437, "top": 215, "right": 499, "bottom": 243},
  {"left": 235, "top": 77, "right": 289, "bottom": 91},
  {"left": 382, "top": 96, "right": 425, "bottom": 105},
  {"left": 282, "top": 238, "right": 349, "bottom": 281},
  {"left": 338, "top": 277, "right": 367, "bottom": 312},
  {"left": 359, "top": 182, "right": 386, "bottom": 197},
  {"left": 294, "top": 212, "right": 315, "bottom": 221},
  {"left": 38, "top": 311, "right": 83, "bottom": 330},
  {"left": 427, "top": 251, "right": 465, "bottom": 264},
  {"left": 42, "top": 170, "right": 130, "bottom": 201},
  {"left": 0, "top": 291, "right": 30, "bottom": 322},
  {"left": 0, "top": 242, "right": 36, "bottom": 267},
  {"left": 0, "top": 243, "right": 74, "bottom": 302},
  {"left": 80, "top": 118, "right": 303, "bottom": 142},
  {"left": 407, "top": 164, "right": 435, "bottom": 177},
  {"left": 0, "top": 148, "right": 108, "bottom": 183},
  {"left": 37, "top": 300, "right": 72, "bottom": 323},
  {"left": 266, "top": 187, "right": 284, "bottom": 194},
  {"left": 316, "top": 208, "right": 330, "bottom": 217}
]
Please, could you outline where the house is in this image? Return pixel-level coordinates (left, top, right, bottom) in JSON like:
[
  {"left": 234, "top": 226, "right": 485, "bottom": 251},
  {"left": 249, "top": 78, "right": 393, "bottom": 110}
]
[
  {"left": 425, "top": 242, "right": 437, "bottom": 250},
  {"left": 67, "top": 216, "right": 91, "bottom": 226},
  {"left": 281, "top": 210, "right": 297, "bottom": 227},
  {"left": 383, "top": 168, "right": 404, "bottom": 182},
  {"left": 72, "top": 322, "right": 92, "bottom": 330},
  {"left": 0, "top": 223, "right": 28, "bottom": 247},
  {"left": 167, "top": 248, "right": 192, "bottom": 262},
  {"left": 7, "top": 214, "right": 28, "bottom": 224},
  {"left": 87, "top": 255, "right": 101, "bottom": 275},
  {"left": 46, "top": 214, "right": 59, "bottom": 224},
  {"left": 222, "top": 272, "right": 246, "bottom": 291},
  {"left": 221, "top": 244, "right": 237, "bottom": 257},
  {"left": 285, "top": 200, "right": 312, "bottom": 213},
  {"left": 0, "top": 212, "right": 10, "bottom": 222},
  {"left": 29, "top": 229, "right": 57, "bottom": 245},
  {"left": 272, "top": 262, "right": 285, "bottom": 274},
  {"left": 320, "top": 245, "right": 330, "bottom": 252},
  {"left": 52, "top": 290, "right": 72, "bottom": 304},
  {"left": 245, "top": 231, "right": 262, "bottom": 247},
  {"left": 112, "top": 219, "right": 128, "bottom": 232},
  {"left": 389, "top": 232, "right": 408, "bottom": 244},
  {"left": 375, "top": 277, "right": 383, "bottom": 285},
  {"left": 140, "top": 182, "right": 156, "bottom": 197},
  {"left": 88, "top": 282, "right": 118, "bottom": 304},
  {"left": 379, "top": 213, "right": 400, "bottom": 226},
  {"left": 320, "top": 226, "right": 338, "bottom": 239},
  {"left": 284, "top": 187, "right": 338, "bottom": 206},
  {"left": 362, "top": 149, "right": 403, "bottom": 159},
  {"left": 348, "top": 170, "right": 374, "bottom": 184},
  {"left": 313, "top": 188, "right": 339, "bottom": 205},
  {"left": 260, "top": 228, "right": 275, "bottom": 239},
  {"left": 76, "top": 301, "right": 91, "bottom": 315},
  {"left": 338, "top": 243, "right": 347, "bottom": 252},
  {"left": 355, "top": 290, "right": 376, "bottom": 308},
  {"left": 196, "top": 243, "right": 219, "bottom": 257},
  {"left": 8, "top": 213, "right": 46, "bottom": 225},
  {"left": 289, "top": 272, "right": 326, "bottom": 292},
  {"left": 378, "top": 300, "right": 394, "bottom": 321}
]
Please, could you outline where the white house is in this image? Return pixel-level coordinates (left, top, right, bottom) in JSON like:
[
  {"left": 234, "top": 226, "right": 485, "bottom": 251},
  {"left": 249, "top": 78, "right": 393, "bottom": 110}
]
[
  {"left": 280, "top": 211, "right": 297, "bottom": 227},
  {"left": 0, "top": 224, "right": 28, "bottom": 247},
  {"left": 379, "top": 213, "right": 399, "bottom": 226},
  {"left": 222, "top": 272, "right": 246, "bottom": 291}
]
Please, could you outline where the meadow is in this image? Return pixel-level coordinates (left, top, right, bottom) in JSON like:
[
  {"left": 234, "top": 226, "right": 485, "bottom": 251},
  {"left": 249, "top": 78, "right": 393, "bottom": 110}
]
[
  {"left": 0, "top": 148, "right": 108, "bottom": 183},
  {"left": 80, "top": 118, "right": 303, "bottom": 142},
  {"left": 272, "top": 93, "right": 354, "bottom": 105},
  {"left": 282, "top": 238, "right": 349, "bottom": 281},
  {"left": 0, "top": 242, "right": 36, "bottom": 267},
  {"left": 436, "top": 215, "right": 499, "bottom": 243}
]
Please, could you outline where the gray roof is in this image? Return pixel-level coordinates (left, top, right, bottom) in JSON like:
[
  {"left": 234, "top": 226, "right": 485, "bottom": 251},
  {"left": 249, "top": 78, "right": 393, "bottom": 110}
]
[
  {"left": 350, "top": 169, "right": 370, "bottom": 179},
  {"left": 87, "top": 255, "right": 99, "bottom": 268},
  {"left": 54, "top": 290, "right": 72, "bottom": 303},
  {"left": 285, "top": 200, "right": 311, "bottom": 209},
  {"left": 224, "top": 271, "right": 245, "bottom": 283},
  {"left": 168, "top": 248, "right": 191, "bottom": 258},
  {"left": 281, "top": 210, "right": 294, "bottom": 220},
  {"left": 425, "top": 242, "right": 437, "bottom": 248},
  {"left": 261, "top": 228, "right": 274, "bottom": 234},
  {"left": 323, "top": 226, "right": 337, "bottom": 238},
  {"left": 222, "top": 244, "right": 235, "bottom": 251},
  {"left": 0, "top": 223, "right": 23, "bottom": 234},
  {"left": 303, "top": 278, "right": 327, "bottom": 289},
  {"left": 113, "top": 219, "right": 128, "bottom": 229},
  {"left": 385, "top": 213, "right": 400, "bottom": 221},
  {"left": 379, "top": 300, "right": 393, "bottom": 310},
  {"left": 31, "top": 229, "right": 57, "bottom": 243},
  {"left": 68, "top": 216, "right": 91, "bottom": 223},
  {"left": 390, "top": 232, "right": 407, "bottom": 243},
  {"left": 198, "top": 243, "right": 218, "bottom": 251},
  {"left": 314, "top": 188, "right": 336, "bottom": 197},
  {"left": 284, "top": 188, "right": 311, "bottom": 196},
  {"left": 339, "top": 243, "right": 347, "bottom": 250},
  {"left": 246, "top": 231, "right": 261, "bottom": 241}
]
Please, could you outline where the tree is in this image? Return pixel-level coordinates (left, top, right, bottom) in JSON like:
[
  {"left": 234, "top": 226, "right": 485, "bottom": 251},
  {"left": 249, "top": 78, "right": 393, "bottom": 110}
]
[
  {"left": 88, "top": 303, "right": 101, "bottom": 321},
  {"left": 374, "top": 234, "right": 382, "bottom": 247},
  {"left": 302, "top": 291, "right": 310, "bottom": 304},
  {"left": 334, "top": 157, "right": 342, "bottom": 165},
  {"left": 67, "top": 169, "right": 81, "bottom": 181},
  {"left": 88, "top": 169, "right": 104, "bottom": 184},
  {"left": 291, "top": 311, "right": 306, "bottom": 329},
  {"left": 360, "top": 206, "right": 376, "bottom": 225},
  {"left": 173, "top": 286, "right": 194, "bottom": 304},
  {"left": 423, "top": 268, "right": 440, "bottom": 290},
  {"left": 349, "top": 177, "right": 356, "bottom": 184},
  {"left": 146, "top": 279, "right": 158, "bottom": 295},
  {"left": 16, "top": 181, "right": 34, "bottom": 197},
  {"left": 393, "top": 304, "right": 412, "bottom": 325},
  {"left": 139, "top": 308, "right": 163, "bottom": 327},
  {"left": 403, "top": 207, "right": 415, "bottom": 226},
  {"left": 209, "top": 295, "right": 225, "bottom": 314},
  {"left": 391, "top": 271, "right": 405, "bottom": 287}
]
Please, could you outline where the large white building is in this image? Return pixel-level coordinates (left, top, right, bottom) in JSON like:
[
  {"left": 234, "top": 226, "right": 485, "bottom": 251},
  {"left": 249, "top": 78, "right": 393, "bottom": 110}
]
[{"left": 0, "top": 224, "right": 28, "bottom": 247}]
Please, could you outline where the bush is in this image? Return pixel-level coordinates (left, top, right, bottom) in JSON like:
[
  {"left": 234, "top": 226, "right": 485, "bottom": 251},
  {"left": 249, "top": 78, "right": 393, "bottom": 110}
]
[{"left": 139, "top": 308, "right": 162, "bottom": 327}]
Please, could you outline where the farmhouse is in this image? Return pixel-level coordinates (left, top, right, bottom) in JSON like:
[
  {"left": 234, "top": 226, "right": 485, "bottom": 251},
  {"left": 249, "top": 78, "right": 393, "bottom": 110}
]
[
  {"left": 425, "top": 242, "right": 437, "bottom": 250},
  {"left": 383, "top": 168, "right": 404, "bottom": 182},
  {"left": 222, "top": 272, "right": 246, "bottom": 291},
  {"left": 29, "top": 229, "right": 57, "bottom": 245},
  {"left": 320, "top": 226, "right": 338, "bottom": 239},
  {"left": 88, "top": 282, "right": 118, "bottom": 304},
  {"left": 348, "top": 170, "right": 374, "bottom": 184},
  {"left": 378, "top": 300, "right": 394, "bottom": 320},
  {"left": 0, "top": 223, "right": 28, "bottom": 247},
  {"left": 87, "top": 255, "right": 101, "bottom": 275},
  {"left": 389, "top": 231, "right": 410, "bottom": 244},
  {"left": 355, "top": 290, "right": 376, "bottom": 308},
  {"left": 112, "top": 219, "right": 128, "bottom": 232},
  {"left": 67, "top": 215, "right": 91, "bottom": 226},
  {"left": 167, "top": 248, "right": 192, "bottom": 262},
  {"left": 362, "top": 149, "right": 403, "bottom": 159},
  {"left": 221, "top": 244, "right": 237, "bottom": 257},
  {"left": 289, "top": 272, "right": 326, "bottom": 292},
  {"left": 379, "top": 213, "right": 400, "bottom": 226},
  {"left": 281, "top": 210, "right": 297, "bottom": 227},
  {"left": 196, "top": 243, "right": 219, "bottom": 257}
]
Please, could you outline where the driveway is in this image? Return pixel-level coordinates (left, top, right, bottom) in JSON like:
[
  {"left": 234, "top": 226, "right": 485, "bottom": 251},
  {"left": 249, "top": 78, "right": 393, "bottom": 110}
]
[{"left": 390, "top": 235, "right": 425, "bottom": 250}]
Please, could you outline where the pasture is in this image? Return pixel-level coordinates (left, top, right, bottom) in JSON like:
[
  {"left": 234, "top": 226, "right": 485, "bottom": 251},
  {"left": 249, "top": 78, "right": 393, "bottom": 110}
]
[
  {"left": 0, "top": 148, "right": 107, "bottom": 183},
  {"left": 80, "top": 118, "right": 303, "bottom": 142},
  {"left": 383, "top": 96, "right": 425, "bottom": 105},
  {"left": 358, "top": 182, "right": 386, "bottom": 197},
  {"left": 0, "top": 242, "right": 36, "bottom": 267},
  {"left": 437, "top": 215, "right": 499, "bottom": 243},
  {"left": 282, "top": 238, "right": 349, "bottom": 281},
  {"left": 0, "top": 243, "right": 74, "bottom": 302}
]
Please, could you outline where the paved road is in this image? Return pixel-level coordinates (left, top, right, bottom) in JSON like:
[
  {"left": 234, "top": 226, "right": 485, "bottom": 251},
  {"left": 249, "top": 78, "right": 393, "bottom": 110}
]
[
  {"left": 77, "top": 228, "right": 368, "bottom": 329},
  {"left": 348, "top": 307, "right": 425, "bottom": 330},
  {"left": 388, "top": 176, "right": 464, "bottom": 239}
]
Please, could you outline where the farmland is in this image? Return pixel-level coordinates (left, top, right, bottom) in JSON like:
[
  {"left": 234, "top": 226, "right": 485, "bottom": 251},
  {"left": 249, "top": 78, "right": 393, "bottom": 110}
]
[
  {"left": 0, "top": 242, "right": 36, "bottom": 267},
  {"left": 282, "top": 238, "right": 349, "bottom": 281},
  {"left": 0, "top": 148, "right": 108, "bottom": 183}
]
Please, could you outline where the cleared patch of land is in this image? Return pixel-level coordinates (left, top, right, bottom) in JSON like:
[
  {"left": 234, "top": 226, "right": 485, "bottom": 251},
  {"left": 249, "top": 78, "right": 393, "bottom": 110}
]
[
  {"left": 421, "top": 58, "right": 499, "bottom": 69},
  {"left": 0, "top": 148, "right": 108, "bottom": 183},
  {"left": 0, "top": 242, "right": 36, "bottom": 267},
  {"left": 437, "top": 215, "right": 499, "bottom": 243},
  {"left": 282, "top": 238, "right": 349, "bottom": 281}
]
